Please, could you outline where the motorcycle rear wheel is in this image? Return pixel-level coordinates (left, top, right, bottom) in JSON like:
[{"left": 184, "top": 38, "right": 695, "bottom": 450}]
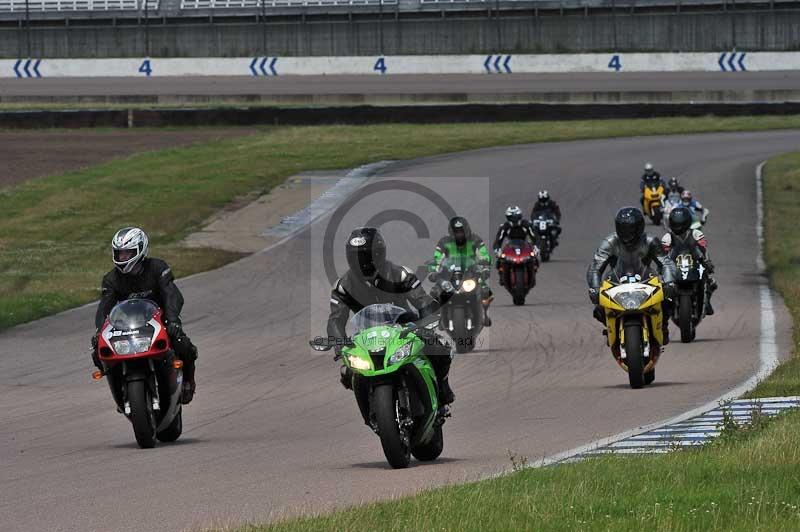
[
  {"left": 127, "top": 380, "right": 157, "bottom": 449},
  {"left": 373, "top": 384, "right": 410, "bottom": 469},
  {"left": 411, "top": 426, "right": 444, "bottom": 462},
  {"left": 679, "top": 294, "right": 695, "bottom": 343},
  {"left": 624, "top": 322, "right": 645, "bottom": 389}
]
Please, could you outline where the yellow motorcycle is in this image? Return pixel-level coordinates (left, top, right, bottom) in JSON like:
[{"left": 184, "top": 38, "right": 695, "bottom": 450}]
[
  {"left": 599, "top": 273, "right": 665, "bottom": 389},
  {"left": 642, "top": 184, "right": 665, "bottom": 225}
]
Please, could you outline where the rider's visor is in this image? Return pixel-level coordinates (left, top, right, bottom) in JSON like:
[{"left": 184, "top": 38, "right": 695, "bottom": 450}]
[{"left": 114, "top": 249, "right": 137, "bottom": 263}]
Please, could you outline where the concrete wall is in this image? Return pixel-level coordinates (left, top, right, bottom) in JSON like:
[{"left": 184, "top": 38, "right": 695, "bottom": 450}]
[{"left": 2, "top": 10, "right": 800, "bottom": 58}]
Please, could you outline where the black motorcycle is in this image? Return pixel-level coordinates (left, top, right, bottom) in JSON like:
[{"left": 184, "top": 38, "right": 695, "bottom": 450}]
[
  {"left": 428, "top": 258, "right": 489, "bottom": 353},
  {"left": 670, "top": 244, "right": 709, "bottom": 343},
  {"left": 532, "top": 214, "right": 559, "bottom": 262}
]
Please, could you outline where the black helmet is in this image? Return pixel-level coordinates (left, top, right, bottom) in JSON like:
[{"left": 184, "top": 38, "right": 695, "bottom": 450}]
[
  {"left": 537, "top": 190, "right": 551, "bottom": 204},
  {"left": 669, "top": 206, "right": 693, "bottom": 235},
  {"left": 668, "top": 177, "right": 680, "bottom": 190},
  {"left": 345, "top": 227, "right": 386, "bottom": 279},
  {"left": 615, "top": 207, "right": 645, "bottom": 249},
  {"left": 448, "top": 216, "right": 472, "bottom": 247}
]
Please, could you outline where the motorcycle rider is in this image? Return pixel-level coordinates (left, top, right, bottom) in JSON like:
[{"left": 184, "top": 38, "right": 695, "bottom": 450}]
[
  {"left": 493, "top": 206, "right": 540, "bottom": 286},
  {"left": 327, "top": 227, "right": 456, "bottom": 405},
  {"left": 91, "top": 227, "right": 198, "bottom": 404},
  {"left": 586, "top": 207, "right": 677, "bottom": 344},
  {"left": 431, "top": 216, "right": 494, "bottom": 327},
  {"left": 640, "top": 163, "right": 667, "bottom": 208},
  {"left": 661, "top": 207, "right": 718, "bottom": 316},
  {"left": 667, "top": 177, "right": 685, "bottom": 195},
  {"left": 530, "top": 190, "right": 563, "bottom": 248},
  {"left": 680, "top": 190, "right": 709, "bottom": 225}
]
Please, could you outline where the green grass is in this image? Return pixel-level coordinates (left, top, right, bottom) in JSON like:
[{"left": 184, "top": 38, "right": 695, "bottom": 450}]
[
  {"left": 3, "top": 115, "right": 800, "bottom": 331},
  {"left": 746, "top": 152, "right": 800, "bottom": 399},
  {"left": 233, "top": 150, "right": 800, "bottom": 531}
]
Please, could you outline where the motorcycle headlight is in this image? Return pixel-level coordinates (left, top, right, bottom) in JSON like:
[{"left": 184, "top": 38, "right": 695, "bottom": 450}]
[
  {"left": 348, "top": 355, "right": 372, "bottom": 371},
  {"left": 112, "top": 335, "right": 152, "bottom": 355},
  {"left": 613, "top": 291, "right": 651, "bottom": 311},
  {"left": 461, "top": 279, "right": 477, "bottom": 293},
  {"left": 388, "top": 343, "right": 413, "bottom": 365}
]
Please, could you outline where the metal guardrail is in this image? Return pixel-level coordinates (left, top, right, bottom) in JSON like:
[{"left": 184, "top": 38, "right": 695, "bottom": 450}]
[{"left": 0, "top": 0, "right": 156, "bottom": 11}]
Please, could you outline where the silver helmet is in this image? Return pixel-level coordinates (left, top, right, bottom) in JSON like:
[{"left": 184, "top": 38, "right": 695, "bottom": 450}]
[
  {"left": 111, "top": 227, "right": 149, "bottom": 274},
  {"left": 505, "top": 205, "right": 523, "bottom": 225}
]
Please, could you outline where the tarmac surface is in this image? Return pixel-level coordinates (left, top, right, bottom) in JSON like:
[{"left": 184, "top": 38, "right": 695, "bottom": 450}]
[{"left": 1, "top": 129, "right": 797, "bottom": 531}]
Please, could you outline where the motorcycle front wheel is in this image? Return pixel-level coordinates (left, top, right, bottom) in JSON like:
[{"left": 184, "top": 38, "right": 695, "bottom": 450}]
[
  {"left": 411, "top": 426, "right": 444, "bottom": 462},
  {"left": 451, "top": 306, "right": 476, "bottom": 353},
  {"left": 623, "top": 322, "right": 645, "bottom": 389},
  {"left": 127, "top": 380, "right": 157, "bottom": 448},
  {"left": 373, "top": 384, "right": 410, "bottom": 469},
  {"left": 679, "top": 294, "right": 695, "bottom": 343},
  {"left": 512, "top": 267, "right": 527, "bottom": 306}
]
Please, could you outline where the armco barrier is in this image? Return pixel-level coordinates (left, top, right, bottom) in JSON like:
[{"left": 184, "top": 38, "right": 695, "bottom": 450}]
[
  {"left": 3, "top": 102, "right": 800, "bottom": 129},
  {"left": 2, "top": 52, "right": 800, "bottom": 78}
]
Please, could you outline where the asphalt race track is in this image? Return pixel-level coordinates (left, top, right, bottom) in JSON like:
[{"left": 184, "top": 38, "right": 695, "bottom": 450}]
[
  {"left": 1, "top": 130, "right": 797, "bottom": 532},
  {"left": 2, "top": 72, "right": 800, "bottom": 98}
]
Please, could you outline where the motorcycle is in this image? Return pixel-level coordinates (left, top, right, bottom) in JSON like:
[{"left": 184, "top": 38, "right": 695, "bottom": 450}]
[
  {"left": 662, "top": 191, "right": 682, "bottom": 229},
  {"left": 643, "top": 183, "right": 666, "bottom": 225},
  {"left": 428, "top": 257, "right": 490, "bottom": 354},
  {"left": 670, "top": 245, "right": 709, "bottom": 343},
  {"left": 93, "top": 299, "right": 184, "bottom": 448},
  {"left": 497, "top": 238, "right": 538, "bottom": 306},
  {"left": 310, "top": 304, "right": 449, "bottom": 469},
  {"left": 598, "top": 271, "right": 665, "bottom": 389},
  {"left": 532, "top": 214, "right": 558, "bottom": 262}
]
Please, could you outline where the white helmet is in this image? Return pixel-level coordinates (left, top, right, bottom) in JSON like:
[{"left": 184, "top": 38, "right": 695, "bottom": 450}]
[
  {"left": 644, "top": 162, "right": 655, "bottom": 176},
  {"left": 505, "top": 205, "right": 523, "bottom": 225},
  {"left": 112, "top": 227, "right": 149, "bottom": 274}
]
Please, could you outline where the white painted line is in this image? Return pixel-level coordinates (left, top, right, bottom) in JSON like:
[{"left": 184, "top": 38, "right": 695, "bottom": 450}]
[{"left": 528, "top": 160, "right": 780, "bottom": 467}]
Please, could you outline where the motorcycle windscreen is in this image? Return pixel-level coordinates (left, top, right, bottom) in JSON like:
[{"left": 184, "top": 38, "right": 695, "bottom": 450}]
[
  {"left": 609, "top": 255, "right": 655, "bottom": 284},
  {"left": 108, "top": 299, "right": 159, "bottom": 330},
  {"left": 348, "top": 303, "right": 408, "bottom": 334}
]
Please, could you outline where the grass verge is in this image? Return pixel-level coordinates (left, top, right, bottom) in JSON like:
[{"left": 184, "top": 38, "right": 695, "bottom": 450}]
[
  {"left": 2, "top": 115, "right": 800, "bottom": 331},
  {"left": 236, "top": 151, "right": 800, "bottom": 531}
]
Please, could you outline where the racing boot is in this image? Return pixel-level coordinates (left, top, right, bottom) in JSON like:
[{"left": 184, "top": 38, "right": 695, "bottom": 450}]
[
  {"left": 482, "top": 292, "right": 494, "bottom": 327},
  {"left": 181, "top": 356, "right": 196, "bottom": 404},
  {"left": 439, "top": 377, "right": 455, "bottom": 406},
  {"left": 705, "top": 277, "right": 718, "bottom": 316},
  {"left": 340, "top": 365, "right": 354, "bottom": 390}
]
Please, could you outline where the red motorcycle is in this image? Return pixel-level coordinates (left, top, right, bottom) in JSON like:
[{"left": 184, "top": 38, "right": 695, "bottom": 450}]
[
  {"left": 498, "top": 239, "right": 539, "bottom": 305},
  {"left": 94, "top": 299, "right": 184, "bottom": 448}
]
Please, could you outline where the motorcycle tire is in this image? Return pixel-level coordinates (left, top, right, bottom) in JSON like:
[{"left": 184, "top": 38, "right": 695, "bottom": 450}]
[
  {"left": 451, "top": 307, "right": 476, "bottom": 354},
  {"left": 679, "top": 294, "right": 695, "bottom": 344},
  {"left": 373, "top": 384, "right": 410, "bottom": 469},
  {"left": 157, "top": 408, "right": 183, "bottom": 443},
  {"left": 512, "top": 268, "right": 527, "bottom": 306},
  {"left": 541, "top": 248, "right": 551, "bottom": 263},
  {"left": 623, "top": 322, "right": 645, "bottom": 389},
  {"left": 127, "top": 380, "right": 157, "bottom": 449},
  {"left": 411, "top": 426, "right": 444, "bottom": 462}
]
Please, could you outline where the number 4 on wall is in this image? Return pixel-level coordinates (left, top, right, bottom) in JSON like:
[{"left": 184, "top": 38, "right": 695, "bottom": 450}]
[
  {"left": 608, "top": 55, "right": 622, "bottom": 72},
  {"left": 373, "top": 57, "right": 387, "bottom": 75},
  {"left": 139, "top": 59, "right": 152, "bottom": 77}
]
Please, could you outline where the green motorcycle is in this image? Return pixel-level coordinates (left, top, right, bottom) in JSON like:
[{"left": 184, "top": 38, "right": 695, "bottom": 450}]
[{"left": 310, "top": 303, "right": 449, "bottom": 469}]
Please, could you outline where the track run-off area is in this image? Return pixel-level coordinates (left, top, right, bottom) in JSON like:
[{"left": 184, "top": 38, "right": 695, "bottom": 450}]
[
  {"left": 2, "top": 72, "right": 800, "bottom": 98},
  {"left": 0, "top": 130, "right": 797, "bottom": 531}
]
